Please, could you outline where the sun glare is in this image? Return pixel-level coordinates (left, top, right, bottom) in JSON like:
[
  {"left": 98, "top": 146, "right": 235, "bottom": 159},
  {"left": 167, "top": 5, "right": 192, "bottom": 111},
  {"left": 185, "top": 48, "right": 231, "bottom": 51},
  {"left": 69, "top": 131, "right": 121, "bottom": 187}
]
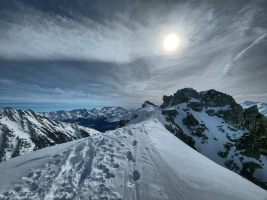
[{"left": 163, "top": 34, "right": 180, "bottom": 52}]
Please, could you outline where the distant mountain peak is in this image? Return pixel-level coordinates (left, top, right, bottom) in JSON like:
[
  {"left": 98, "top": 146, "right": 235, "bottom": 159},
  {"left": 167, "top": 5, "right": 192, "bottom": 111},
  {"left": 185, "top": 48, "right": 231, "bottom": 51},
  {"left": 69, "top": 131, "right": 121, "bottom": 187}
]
[
  {"left": 42, "top": 106, "right": 133, "bottom": 132},
  {"left": 0, "top": 108, "right": 98, "bottom": 162}
]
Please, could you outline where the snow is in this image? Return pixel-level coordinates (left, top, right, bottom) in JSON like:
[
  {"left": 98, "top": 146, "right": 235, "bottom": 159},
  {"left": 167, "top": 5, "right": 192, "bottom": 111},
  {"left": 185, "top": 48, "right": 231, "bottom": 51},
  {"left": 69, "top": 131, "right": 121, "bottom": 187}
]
[
  {"left": 147, "top": 101, "right": 266, "bottom": 187},
  {"left": 0, "top": 139, "right": 83, "bottom": 193},
  {"left": 0, "top": 119, "right": 266, "bottom": 200},
  {"left": 0, "top": 108, "right": 98, "bottom": 161},
  {"left": 241, "top": 101, "right": 267, "bottom": 116},
  {"left": 42, "top": 107, "right": 132, "bottom": 122},
  {"left": 146, "top": 120, "right": 265, "bottom": 199},
  {"left": 255, "top": 155, "right": 267, "bottom": 181}
]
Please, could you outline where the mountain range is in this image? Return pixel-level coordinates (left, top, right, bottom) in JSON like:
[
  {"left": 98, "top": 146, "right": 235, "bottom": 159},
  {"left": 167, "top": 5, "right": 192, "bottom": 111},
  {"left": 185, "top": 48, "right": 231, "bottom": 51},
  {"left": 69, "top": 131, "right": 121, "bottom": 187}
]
[
  {"left": 0, "top": 109, "right": 265, "bottom": 200},
  {"left": 0, "top": 88, "right": 266, "bottom": 199},
  {"left": 42, "top": 107, "right": 132, "bottom": 132},
  {"left": 0, "top": 108, "right": 98, "bottom": 162}
]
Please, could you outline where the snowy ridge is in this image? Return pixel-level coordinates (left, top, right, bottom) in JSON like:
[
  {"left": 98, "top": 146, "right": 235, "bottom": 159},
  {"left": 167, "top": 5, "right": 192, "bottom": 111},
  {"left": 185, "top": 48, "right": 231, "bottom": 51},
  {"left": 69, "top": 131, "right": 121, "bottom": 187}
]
[
  {"left": 121, "top": 89, "right": 267, "bottom": 190},
  {"left": 0, "top": 108, "right": 98, "bottom": 162},
  {"left": 0, "top": 119, "right": 266, "bottom": 199}
]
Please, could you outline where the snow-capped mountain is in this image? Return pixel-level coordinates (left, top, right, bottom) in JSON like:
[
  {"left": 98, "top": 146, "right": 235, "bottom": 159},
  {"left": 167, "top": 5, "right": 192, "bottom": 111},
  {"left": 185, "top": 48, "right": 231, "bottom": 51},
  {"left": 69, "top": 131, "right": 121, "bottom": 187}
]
[
  {"left": 42, "top": 107, "right": 132, "bottom": 132},
  {"left": 242, "top": 101, "right": 267, "bottom": 116},
  {"left": 121, "top": 88, "right": 267, "bottom": 190},
  {"left": 0, "top": 113, "right": 266, "bottom": 199},
  {"left": 0, "top": 108, "right": 98, "bottom": 162}
]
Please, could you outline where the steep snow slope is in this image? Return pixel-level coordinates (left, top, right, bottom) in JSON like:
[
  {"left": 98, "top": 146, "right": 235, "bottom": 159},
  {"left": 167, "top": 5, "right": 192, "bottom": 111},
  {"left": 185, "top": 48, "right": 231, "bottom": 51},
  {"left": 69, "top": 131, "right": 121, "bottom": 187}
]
[
  {"left": 242, "top": 101, "right": 267, "bottom": 116},
  {"left": 0, "top": 108, "right": 98, "bottom": 162},
  {"left": 42, "top": 107, "right": 132, "bottom": 132},
  {"left": 0, "top": 117, "right": 266, "bottom": 200}
]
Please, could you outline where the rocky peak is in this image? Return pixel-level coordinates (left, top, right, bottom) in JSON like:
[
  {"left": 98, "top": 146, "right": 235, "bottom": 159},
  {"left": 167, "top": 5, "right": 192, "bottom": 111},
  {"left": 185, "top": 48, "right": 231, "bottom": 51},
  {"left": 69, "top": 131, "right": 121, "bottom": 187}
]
[
  {"left": 160, "top": 88, "right": 250, "bottom": 129},
  {"left": 161, "top": 88, "right": 237, "bottom": 109},
  {"left": 142, "top": 101, "right": 157, "bottom": 108},
  {"left": 161, "top": 88, "right": 199, "bottom": 108},
  {"left": 161, "top": 95, "right": 173, "bottom": 108},
  {"left": 172, "top": 88, "right": 199, "bottom": 105},
  {"left": 200, "top": 89, "right": 236, "bottom": 107}
]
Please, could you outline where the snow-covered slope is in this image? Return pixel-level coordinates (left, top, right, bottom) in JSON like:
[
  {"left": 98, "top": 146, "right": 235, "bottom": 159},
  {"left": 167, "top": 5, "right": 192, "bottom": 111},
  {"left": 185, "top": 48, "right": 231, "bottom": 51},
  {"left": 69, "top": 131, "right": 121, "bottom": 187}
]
[
  {"left": 0, "top": 117, "right": 266, "bottom": 200},
  {"left": 42, "top": 107, "right": 132, "bottom": 132},
  {"left": 242, "top": 101, "right": 267, "bottom": 116},
  {"left": 162, "top": 102, "right": 267, "bottom": 186},
  {"left": 121, "top": 89, "right": 267, "bottom": 190},
  {"left": 0, "top": 108, "right": 98, "bottom": 162}
]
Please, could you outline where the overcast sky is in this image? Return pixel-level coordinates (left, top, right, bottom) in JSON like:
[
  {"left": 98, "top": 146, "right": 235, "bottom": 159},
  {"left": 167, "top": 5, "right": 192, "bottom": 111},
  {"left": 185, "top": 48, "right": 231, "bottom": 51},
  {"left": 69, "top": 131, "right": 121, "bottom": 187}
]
[{"left": 0, "top": 0, "right": 267, "bottom": 110}]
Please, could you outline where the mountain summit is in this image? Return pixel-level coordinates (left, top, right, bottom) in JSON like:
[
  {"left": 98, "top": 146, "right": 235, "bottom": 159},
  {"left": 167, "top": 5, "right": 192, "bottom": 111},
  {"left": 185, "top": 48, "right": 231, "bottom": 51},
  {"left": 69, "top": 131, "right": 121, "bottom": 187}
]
[
  {"left": 122, "top": 88, "right": 267, "bottom": 189},
  {"left": 0, "top": 88, "right": 266, "bottom": 199}
]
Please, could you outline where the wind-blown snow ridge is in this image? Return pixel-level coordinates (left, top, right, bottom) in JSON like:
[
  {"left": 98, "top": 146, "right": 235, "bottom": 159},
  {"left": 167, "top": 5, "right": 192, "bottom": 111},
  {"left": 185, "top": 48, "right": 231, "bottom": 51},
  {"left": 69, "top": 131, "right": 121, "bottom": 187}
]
[{"left": 0, "top": 118, "right": 266, "bottom": 200}]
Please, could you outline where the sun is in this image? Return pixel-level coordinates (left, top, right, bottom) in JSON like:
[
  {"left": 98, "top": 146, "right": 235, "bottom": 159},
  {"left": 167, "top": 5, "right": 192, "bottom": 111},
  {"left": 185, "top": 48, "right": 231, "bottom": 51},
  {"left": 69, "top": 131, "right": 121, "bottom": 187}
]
[{"left": 163, "top": 34, "right": 180, "bottom": 52}]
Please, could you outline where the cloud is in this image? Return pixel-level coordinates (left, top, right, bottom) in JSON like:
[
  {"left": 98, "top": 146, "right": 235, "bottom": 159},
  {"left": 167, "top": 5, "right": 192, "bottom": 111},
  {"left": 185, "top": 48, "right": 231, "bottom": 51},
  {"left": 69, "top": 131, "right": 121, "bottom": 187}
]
[
  {"left": 0, "top": 8, "right": 134, "bottom": 63},
  {"left": 223, "top": 33, "right": 267, "bottom": 74},
  {"left": 0, "top": 0, "right": 226, "bottom": 63},
  {"left": 0, "top": 0, "right": 267, "bottom": 107},
  {"left": 234, "top": 92, "right": 267, "bottom": 103}
]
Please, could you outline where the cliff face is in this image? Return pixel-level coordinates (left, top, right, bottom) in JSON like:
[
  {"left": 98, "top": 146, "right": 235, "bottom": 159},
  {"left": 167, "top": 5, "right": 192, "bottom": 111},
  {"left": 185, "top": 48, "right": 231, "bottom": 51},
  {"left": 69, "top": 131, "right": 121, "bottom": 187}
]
[{"left": 160, "top": 88, "right": 267, "bottom": 189}]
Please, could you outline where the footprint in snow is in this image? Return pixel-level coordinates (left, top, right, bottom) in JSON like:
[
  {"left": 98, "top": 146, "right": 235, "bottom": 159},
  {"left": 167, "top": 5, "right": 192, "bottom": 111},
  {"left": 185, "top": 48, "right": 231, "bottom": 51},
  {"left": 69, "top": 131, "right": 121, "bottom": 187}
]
[
  {"left": 132, "top": 170, "right": 141, "bottom": 181},
  {"left": 126, "top": 151, "right": 134, "bottom": 161},
  {"left": 132, "top": 140, "right": 137, "bottom": 146}
]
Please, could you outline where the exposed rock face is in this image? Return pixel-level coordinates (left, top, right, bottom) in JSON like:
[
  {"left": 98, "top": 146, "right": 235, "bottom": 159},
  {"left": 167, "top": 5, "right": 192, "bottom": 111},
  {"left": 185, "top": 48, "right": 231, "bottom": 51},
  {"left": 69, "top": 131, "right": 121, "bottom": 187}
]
[
  {"left": 159, "top": 88, "right": 267, "bottom": 190},
  {"left": 0, "top": 108, "right": 98, "bottom": 162},
  {"left": 161, "top": 88, "right": 237, "bottom": 108},
  {"left": 162, "top": 109, "right": 178, "bottom": 116},
  {"left": 142, "top": 101, "right": 157, "bottom": 108},
  {"left": 187, "top": 102, "right": 204, "bottom": 112},
  {"left": 172, "top": 88, "right": 199, "bottom": 105},
  {"left": 241, "top": 106, "right": 267, "bottom": 156},
  {"left": 242, "top": 101, "right": 267, "bottom": 117},
  {"left": 161, "top": 88, "right": 246, "bottom": 129},
  {"left": 219, "top": 103, "right": 245, "bottom": 128},
  {"left": 183, "top": 114, "right": 199, "bottom": 127},
  {"left": 244, "top": 105, "right": 265, "bottom": 131},
  {"left": 161, "top": 95, "right": 173, "bottom": 108},
  {"left": 161, "top": 88, "right": 199, "bottom": 108},
  {"left": 200, "top": 89, "right": 235, "bottom": 107},
  {"left": 165, "top": 123, "right": 196, "bottom": 150}
]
